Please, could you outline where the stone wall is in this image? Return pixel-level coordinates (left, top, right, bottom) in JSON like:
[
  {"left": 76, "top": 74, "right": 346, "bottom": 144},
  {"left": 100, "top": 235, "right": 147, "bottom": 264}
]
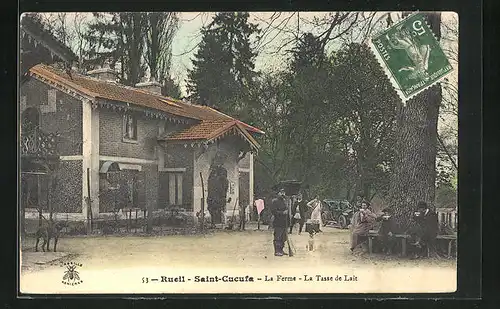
[
  {"left": 53, "top": 160, "right": 83, "bottom": 213},
  {"left": 20, "top": 79, "right": 83, "bottom": 215},
  {"left": 21, "top": 78, "right": 83, "bottom": 156},
  {"left": 22, "top": 160, "right": 82, "bottom": 214},
  {"left": 99, "top": 109, "right": 160, "bottom": 160}
]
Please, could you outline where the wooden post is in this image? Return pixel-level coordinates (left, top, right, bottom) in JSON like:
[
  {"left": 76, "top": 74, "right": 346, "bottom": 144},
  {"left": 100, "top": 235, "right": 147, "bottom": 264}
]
[
  {"left": 21, "top": 195, "right": 26, "bottom": 236},
  {"left": 86, "top": 168, "right": 92, "bottom": 234},
  {"left": 128, "top": 208, "right": 132, "bottom": 232},
  {"left": 368, "top": 236, "right": 373, "bottom": 254},
  {"left": 135, "top": 208, "right": 138, "bottom": 233},
  {"left": 230, "top": 197, "right": 239, "bottom": 230},
  {"left": 200, "top": 172, "right": 205, "bottom": 233},
  {"left": 402, "top": 237, "right": 407, "bottom": 257},
  {"left": 21, "top": 175, "right": 28, "bottom": 237},
  {"left": 37, "top": 174, "right": 42, "bottom": 228},
  {"left": 48, "top": 174, "right": 53, "bottom": 222}
]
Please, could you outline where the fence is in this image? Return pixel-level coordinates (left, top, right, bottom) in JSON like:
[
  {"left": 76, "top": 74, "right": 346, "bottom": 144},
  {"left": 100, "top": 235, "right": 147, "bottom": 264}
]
[
  {"left": 436, "top": 207, "right": 458, "bottom": 232},
  {"left": 22, "top": 207, "right": 199, "bottom": 236}
]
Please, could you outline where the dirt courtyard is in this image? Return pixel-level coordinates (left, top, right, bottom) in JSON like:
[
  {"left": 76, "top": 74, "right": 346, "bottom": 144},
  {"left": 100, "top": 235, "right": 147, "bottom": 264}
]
[{"left": 20, "top": 224, "right": 456, "bottom": 294}]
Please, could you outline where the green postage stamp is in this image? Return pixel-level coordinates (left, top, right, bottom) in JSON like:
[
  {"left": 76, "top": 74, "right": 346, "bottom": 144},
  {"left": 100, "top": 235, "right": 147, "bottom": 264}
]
[{"left": 370, "top": 12, "right": 453, "bottom": 102}]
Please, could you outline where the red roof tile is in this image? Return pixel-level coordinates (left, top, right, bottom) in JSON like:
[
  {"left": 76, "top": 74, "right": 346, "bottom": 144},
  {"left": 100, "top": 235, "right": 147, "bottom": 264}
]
[
  {"left": 30, "top": 64, "right": 199, "bottom": 120},
  {"left": 163, "top": 120, "right": 260, "bottom": 149},
  {"left": 27, "top": 64, "right": 264, "bottom": 144},
  {"left": 164, "top": 120, "right": 232, "bottom": 141}
]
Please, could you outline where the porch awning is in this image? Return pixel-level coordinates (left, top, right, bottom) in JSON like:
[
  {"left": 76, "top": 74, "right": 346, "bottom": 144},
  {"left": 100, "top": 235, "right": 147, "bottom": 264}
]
[
  {"left": 159, "top": 120, "right": 260, "bottom": 152},
  {"left": 99, "top": 161, "right": 121, "bottom": 173}
]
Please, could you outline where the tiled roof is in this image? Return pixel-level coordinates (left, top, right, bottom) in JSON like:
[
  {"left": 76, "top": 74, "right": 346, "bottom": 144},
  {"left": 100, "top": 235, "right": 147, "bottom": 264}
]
[
  {"left": 164, "top": 120, "right": 233, "bottom": 141},
  {"left": 162, "top": 120, "right": 261, "bottom": 150},
  {"left": 30, "top": 64, "right": 202, "bottom": 120},
  {"left": 27, "top": 64, "right": 264, "bottom": 145}
]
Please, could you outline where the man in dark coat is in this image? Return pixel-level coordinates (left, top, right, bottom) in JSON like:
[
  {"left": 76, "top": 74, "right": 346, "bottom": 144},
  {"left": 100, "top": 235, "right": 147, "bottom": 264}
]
[
  {"left": 376, "top": 208, "right": 399, "bottom": 255},
  {"left": 289, "top": 193, "right": 307, "bottom": 234},
  {"left": 411, "top": 201, "right": 439, "bottom": 258},
  {"left": 271, "top": 188, "right": 288, "bottom": 256},
  {"left": 238, "top": 203, "right": 247, "bottom": 231}
]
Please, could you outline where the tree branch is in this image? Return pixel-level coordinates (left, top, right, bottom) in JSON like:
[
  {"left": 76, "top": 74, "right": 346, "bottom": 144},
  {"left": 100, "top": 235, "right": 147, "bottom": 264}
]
[{"left": 437, "top": 133, "right": 458, "bottom": 171}]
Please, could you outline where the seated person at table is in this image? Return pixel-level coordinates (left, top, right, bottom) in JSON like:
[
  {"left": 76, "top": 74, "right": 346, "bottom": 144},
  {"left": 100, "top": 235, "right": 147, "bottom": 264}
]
[
  {"left": 409, "top": 201, "right": 439, "bottom": 258},
  {"left": 376, "top": 208, "right": 399, "bottom": 255},
  {"left": 350, "top": 200, "right": 378, "bottom": 252}
]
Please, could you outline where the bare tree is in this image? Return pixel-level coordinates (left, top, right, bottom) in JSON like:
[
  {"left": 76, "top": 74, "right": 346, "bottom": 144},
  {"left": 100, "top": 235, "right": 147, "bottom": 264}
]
[
  {"left": 252, "top": 12, "right": 365, "bottom": 60},
  {"left": 72, "top": 13, "right": 92, "bottom": 72},
  {"left": 437, "top": 13, "right": 459, "bottom": 172},
  {"left": 144, "top": 12, "right": 179, "bottom": 82}
]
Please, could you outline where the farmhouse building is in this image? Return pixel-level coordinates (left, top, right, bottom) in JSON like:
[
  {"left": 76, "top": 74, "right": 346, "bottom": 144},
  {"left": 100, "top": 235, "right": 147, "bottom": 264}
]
[{"left": 20, "top": 63, "right": 263, "bottom": 226}]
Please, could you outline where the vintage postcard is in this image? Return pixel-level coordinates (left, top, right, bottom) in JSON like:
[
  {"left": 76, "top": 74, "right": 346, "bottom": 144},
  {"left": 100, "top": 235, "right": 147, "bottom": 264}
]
[{"left": 18, "top": 11, "right": 458, "bottom": 294}]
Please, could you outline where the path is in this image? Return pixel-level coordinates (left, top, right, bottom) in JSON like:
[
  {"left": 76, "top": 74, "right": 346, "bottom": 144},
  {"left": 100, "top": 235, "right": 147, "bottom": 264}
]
[{"left": 20, "top": 225, "right": 456, "bottom": 294}]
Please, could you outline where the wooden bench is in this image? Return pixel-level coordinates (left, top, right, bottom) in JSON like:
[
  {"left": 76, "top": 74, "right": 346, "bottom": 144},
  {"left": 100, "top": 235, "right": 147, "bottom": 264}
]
[
  {"left": 436, "top": 234, "right": 457, "bottom": 258},
  {"left": 367, "top": 230, "right": 411, "bottom": 256},
  {"left": 367, "top": 231, "right": 457, "bottom": 258}
]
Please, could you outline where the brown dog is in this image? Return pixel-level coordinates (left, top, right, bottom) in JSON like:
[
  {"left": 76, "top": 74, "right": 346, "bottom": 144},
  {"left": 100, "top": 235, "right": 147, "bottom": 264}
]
[{"left": 35, "top": 220, "right": 68, "bottom": 252}]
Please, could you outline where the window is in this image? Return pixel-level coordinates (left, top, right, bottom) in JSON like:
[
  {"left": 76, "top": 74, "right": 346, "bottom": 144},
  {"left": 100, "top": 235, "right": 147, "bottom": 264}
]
[
  {"left": 123, "top": 114, "right": 137, "bottom": 141},
  {"left": 168, "top": 173, "right": 183, "bottom": 206}
]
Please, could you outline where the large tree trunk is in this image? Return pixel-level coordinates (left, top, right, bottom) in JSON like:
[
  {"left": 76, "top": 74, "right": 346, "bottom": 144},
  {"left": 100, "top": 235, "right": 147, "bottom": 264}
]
[{"left": 387, "top": 13, "right": 442, "bottom": 232}]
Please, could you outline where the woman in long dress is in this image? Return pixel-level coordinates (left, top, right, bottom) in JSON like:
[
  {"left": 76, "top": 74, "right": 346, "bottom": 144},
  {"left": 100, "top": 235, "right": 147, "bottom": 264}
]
[
  {"left": 350, "top": 200, "right": 378, "bottom": 252},
  {"left": 307, "top": 196, "right": 323, "bottom": 231}
]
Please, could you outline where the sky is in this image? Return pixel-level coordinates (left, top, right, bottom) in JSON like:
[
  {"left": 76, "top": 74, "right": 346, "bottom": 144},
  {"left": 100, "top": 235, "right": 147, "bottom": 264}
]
[
  {"left": 173, "top": 12, "right": 459, "bottom": 139},
  {"left": 156, "top": 11, "right": 459, "bottom": 152},
  {"left": 34, "top": 12, "right": 458, "bottom": 98},
  {"left": 169, "top": 12, "right": 458, "bottom": 96},
  {"left": 33, "top": 11, "right": 458, "bottom": 138},
  {"left": 169, "top": 12, "right": 333, "bottom": 94}
]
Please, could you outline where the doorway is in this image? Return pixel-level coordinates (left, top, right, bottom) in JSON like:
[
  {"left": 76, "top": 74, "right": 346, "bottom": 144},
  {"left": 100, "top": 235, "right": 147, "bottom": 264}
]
[
  {"left": 239, "top": 171, "right": 249, "bottom": 220},
  {"left": 207, "top": 164, "right": 228, "bottom": 224}
]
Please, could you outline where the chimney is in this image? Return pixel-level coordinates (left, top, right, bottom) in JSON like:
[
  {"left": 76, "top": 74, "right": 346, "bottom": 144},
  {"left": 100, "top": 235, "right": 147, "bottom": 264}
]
[
  {"left": 86, "top": 68, "right": 118, "bottom": 82},
  {"left": 135, "top": 79, "right": 162, "bottom": 95}
]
